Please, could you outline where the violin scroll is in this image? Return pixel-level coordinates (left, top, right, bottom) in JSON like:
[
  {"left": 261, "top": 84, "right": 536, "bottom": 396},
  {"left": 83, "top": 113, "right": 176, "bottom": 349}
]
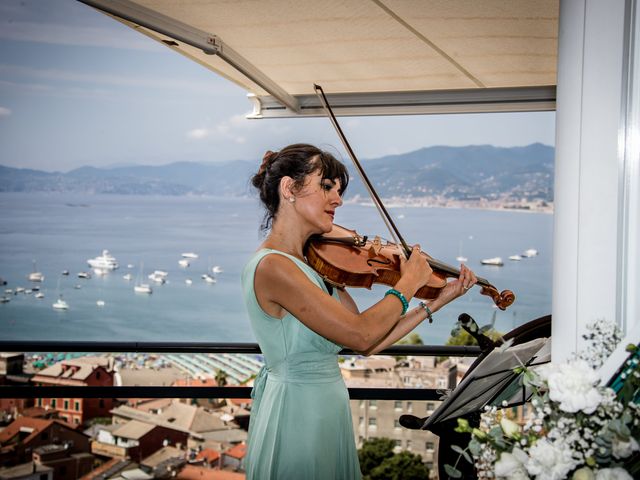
[{"left": 479, "top": 285, "right": 516, "bottom": 311}]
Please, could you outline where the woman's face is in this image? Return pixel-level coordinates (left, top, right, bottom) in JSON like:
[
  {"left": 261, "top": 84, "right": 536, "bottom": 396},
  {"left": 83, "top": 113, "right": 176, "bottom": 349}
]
[{"left": 291, "top": 169, "right": 343, "bottom": 234}]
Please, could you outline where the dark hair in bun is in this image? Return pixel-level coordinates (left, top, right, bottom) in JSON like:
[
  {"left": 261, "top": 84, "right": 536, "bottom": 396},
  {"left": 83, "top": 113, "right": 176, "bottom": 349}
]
[{"left": 251, "top": 143, "right": 349, "bottom": 231}]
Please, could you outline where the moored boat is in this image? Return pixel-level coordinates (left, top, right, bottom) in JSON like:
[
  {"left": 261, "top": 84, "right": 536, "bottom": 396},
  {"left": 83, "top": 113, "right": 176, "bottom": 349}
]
[
  {"left": 509, "top": 255, "right": 522, "bottom": 261},
  {"left": 52, "top": 296, "right": 69, "bottom": 310},
  {"left": 87, "top": 250, "right": 119, "bottom": 270},
  {"left": 481, "top": 257, "right": 504, "bottom": 266},
  {"left": 522, "top": 248, "right": 538, "bottom": 257},
  {"left": 181, "top": 252, "right": 198, "bottom": 259},
  {"left": 134, "top": 284, "right": 152, "bottom": 294},
  {"left": 28, "top": 260, "right": 44, "bottom": 282}
]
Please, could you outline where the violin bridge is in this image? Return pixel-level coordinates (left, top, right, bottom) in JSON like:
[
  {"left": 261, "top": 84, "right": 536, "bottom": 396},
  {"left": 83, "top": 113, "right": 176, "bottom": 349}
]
[{"left": 369, "top": 236, "right": 383, "bottom": 256}]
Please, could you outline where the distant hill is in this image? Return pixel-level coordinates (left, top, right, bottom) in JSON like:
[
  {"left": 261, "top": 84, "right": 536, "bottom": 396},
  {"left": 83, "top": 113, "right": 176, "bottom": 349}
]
[{"left": 0, "top": 144, "right": 554, "bottom": 202}]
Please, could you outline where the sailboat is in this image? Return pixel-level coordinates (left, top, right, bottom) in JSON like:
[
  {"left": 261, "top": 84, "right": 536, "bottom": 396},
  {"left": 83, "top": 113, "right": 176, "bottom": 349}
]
[
  {"left": 134, "top": 262, "right": 152, "bottom": 294},
  {"left": 28, "top": 260, "right": 44, "bottom": 282},
  {"left": 52, "top": 277, "right": 68, "bottom": 309},
  {"left": 455, "top": 240, "right": 468, "bottom": 263}
]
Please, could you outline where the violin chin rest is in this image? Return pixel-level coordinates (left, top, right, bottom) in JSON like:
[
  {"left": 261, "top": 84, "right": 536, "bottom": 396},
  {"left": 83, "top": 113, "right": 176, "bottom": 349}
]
[{"left": 399, "top": 414, "right": 427, "bottom": 430}]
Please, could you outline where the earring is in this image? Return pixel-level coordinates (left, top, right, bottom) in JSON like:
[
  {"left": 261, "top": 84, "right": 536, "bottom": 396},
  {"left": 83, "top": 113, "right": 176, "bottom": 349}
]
[{"left": 289, "top": 197, "right": 296, "bottom": 203}]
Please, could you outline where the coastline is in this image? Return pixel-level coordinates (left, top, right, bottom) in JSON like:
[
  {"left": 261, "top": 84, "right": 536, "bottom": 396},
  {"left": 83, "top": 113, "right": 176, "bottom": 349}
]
[{"left": 344, "top": 195, "right": 553, "bottom": 214}]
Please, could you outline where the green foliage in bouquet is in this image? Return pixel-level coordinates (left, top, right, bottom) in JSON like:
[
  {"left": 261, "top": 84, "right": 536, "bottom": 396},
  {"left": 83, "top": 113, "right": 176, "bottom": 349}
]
[{"left": 445, "top": 320, "right": 640, "bottom": 480}]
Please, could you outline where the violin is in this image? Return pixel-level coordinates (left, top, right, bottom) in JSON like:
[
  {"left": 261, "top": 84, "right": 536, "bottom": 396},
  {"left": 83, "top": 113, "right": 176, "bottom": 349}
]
[
  {"left": 305, "top": 224, "right": 515, "bottom": 310},
  {"left": 312, "top": 84, "right": 515, "bottom": 311}
]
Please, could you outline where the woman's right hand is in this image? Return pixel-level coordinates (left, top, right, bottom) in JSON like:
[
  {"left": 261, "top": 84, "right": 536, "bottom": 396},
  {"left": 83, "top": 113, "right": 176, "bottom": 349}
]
[{"left": 400, "top": 244, "right": 432, "bottom": 290}]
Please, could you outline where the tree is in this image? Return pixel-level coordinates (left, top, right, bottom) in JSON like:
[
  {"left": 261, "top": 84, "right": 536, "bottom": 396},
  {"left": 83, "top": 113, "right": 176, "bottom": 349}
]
[
  {"left": 369, "top": 451, "right": 430, "bottom": 480},
  {"left": 358, "top": 438, "right": 395, "bottom": 478},
  {"left": 398, "top": 332, "right": 423, "bottom": 345},
  {"left": 358, "top": 438, "right": 430, "bottom": 480},
  {"left": 214, "top": 369, "right": 228, "bottom": 387}
]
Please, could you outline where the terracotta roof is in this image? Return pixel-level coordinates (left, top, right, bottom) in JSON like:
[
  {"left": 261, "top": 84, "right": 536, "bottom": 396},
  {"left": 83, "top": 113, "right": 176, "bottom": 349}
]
[
  {"left": 176, "top": 465, "right": 245, "bottom": 480},
  {"left": 172, "top": 378, "right": 218, "bottom": 387},
  {"left": 79, "top": 458, "right": 131, "bottom": 480},
  {"left": 0, "top": 416, "right": 52, "bottom": 445},
  {"left": 0, "top": 461, "right": 53, "bottom": 477},
  {"left": 32, "top": 356, "right": 114, "bottom": 384},
  {"left": 140, "top": 446, "right": 184, "bottom": 468},
  {"left": 223, "top": 444, "right": 246, "bottom": 460},
  {"left": 195, "top": 448, "right": 220, "bottom": 464},
  {"left": 112, "top": 420, "right": 156, "bottom": 440},
  {"left": 127, "top": 398, "right": 173, "bottom": 413}
]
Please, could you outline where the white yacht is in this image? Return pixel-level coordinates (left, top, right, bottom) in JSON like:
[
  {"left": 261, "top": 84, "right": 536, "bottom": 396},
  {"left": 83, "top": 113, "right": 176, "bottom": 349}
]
[
  {"left": 212, "top": 265, "right": 224, "bottom": 274},
  {"left": 179, "top": 259, "right": 190, "bottom": 267},
  {"left": 481, "top": 257, "right": 504, "bottom": 266},
  {"left": 77, "top": 272, "right": 92, "bottom": 279},
  {"left": 509, "top": 255, "right": 522, "bottom": 261},
  {"left": 87, "top": 250, "right": 119, "bottom": 270},
  {"left": 522, "top": 248, "right": 539, "bottom": 257},
  {"left": 134, "top": 284, "right": 152, "bottom": 294},
  {"left": 123, "top": 273, "right": 132, "bottom": 281},
  {"left": 35, "top": 292, "right": 44, "bottom": 299},
  {"left": 52, "top": 297, "right": 69, "bottom": 310},
  {"left": 28, "top": 272, "right": 44, "bottom": 282},
  {"left": 181, "top": 252, "right": 198, "bottom": 259},
  {"left": 148, "top": 273, "right": 166, "bottom": 284},
  {"left": 96, "top": 300, "right": 105, "bottom": 307},
  {"left": 185, "top": 278, "right": 193, "bottom": 285},
  {"left": 202, "top": 274, "right": 217, "bottom": 284}
]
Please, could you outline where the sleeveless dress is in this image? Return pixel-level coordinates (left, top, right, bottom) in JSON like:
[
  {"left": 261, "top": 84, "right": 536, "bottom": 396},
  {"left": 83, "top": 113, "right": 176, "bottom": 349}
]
[{"left": 241, "top": 249, "right": 362, "bottom": 480}]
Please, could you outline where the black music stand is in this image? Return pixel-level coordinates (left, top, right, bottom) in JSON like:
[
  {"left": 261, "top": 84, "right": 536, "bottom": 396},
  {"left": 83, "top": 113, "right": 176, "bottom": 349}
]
[{"left": 400, "top": 315, "right": 552, "bottom": 479}]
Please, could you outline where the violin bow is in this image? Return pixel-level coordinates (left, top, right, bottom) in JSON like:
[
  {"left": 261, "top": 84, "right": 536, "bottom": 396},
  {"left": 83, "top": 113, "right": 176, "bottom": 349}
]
[
  {"left": 314, "top": 84, "right": 411, "bottom": 259},
  {"left": 313, "top": 84, "right": 515, "bottom": 310}
]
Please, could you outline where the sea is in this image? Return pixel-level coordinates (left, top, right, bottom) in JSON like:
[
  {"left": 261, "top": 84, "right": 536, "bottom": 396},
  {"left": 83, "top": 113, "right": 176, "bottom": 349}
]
[{"left": 0, "top": 192, "right": 553, "bottom": 346}]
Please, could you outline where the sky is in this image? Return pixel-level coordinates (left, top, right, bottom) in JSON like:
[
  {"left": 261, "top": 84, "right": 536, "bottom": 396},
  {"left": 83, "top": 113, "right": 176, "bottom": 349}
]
[{"left": 0, "top": 0, "right": 556, "bottom": 173}]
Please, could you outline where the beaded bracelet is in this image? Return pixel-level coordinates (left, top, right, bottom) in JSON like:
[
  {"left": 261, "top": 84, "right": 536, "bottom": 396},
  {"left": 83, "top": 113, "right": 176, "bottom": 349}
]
[
  {"left": 419, "top": 301, "right": 434, "bottom": 324},
  {"left": 385, "top": 288, "right": 409, "bottom": 315}
]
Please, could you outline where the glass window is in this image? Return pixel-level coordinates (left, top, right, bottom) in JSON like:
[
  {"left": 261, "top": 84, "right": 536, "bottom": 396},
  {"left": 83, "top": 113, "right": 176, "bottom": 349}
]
[
  {"left": 394, "top": 401, "right": 402, "bottom": 409},
  {"left": 368, "top": 417, "right": 377, "bottom": 427}
]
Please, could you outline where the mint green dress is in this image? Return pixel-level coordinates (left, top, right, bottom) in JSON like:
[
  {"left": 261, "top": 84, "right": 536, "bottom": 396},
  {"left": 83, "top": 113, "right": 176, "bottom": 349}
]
[{"left": 241, "top": 249, "right": 362, "bottom": 480}]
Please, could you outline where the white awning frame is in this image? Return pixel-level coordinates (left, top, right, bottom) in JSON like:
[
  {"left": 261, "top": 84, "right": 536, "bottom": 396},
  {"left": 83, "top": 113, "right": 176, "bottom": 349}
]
[
  {"left": 247, "top": 85, "right": 556, "bottom": 118},
  {"left": 79, "top": 0, "right": 301, "bottom": 113}
]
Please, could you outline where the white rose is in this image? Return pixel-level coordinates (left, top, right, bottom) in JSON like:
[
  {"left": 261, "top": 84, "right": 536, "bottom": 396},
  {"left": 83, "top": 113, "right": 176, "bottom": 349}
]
[
  {"left": 495, "top": 451, "right": 529, "bottom": 479},
  {"left": 611, "top": 436, "right": 639, "bottom": 459},
  {"left": 526, "top": 438, "right": 579, "bottom": 480},
  {"left": 595, "top": 468, "right": 633, "bottom": 480},
  {"left": 501, "top": 417, "right": 521, "bottom": 438},
  {"left": 572, "top": 467, "right": 595, "bottom": 480},
  {"left": 540, "top": 359, "right": 602, "bottom": 414}
]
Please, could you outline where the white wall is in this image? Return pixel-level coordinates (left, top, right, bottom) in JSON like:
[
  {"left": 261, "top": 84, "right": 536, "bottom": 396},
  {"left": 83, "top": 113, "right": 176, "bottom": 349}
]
[{"left": 553, "top": 0, "right": 640, "bottom": 361}]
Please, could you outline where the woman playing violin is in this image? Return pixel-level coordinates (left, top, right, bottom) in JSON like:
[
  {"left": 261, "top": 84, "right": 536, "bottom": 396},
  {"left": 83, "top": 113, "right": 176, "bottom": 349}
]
[{"left": 242, "top": 143, "right": 478, "bottom": 479}]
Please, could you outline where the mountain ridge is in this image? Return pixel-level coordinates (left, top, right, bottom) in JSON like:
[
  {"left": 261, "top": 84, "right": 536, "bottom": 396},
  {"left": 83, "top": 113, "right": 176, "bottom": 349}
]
[{"left": 0, "top": 144, "right": 554, "bottom": 203}]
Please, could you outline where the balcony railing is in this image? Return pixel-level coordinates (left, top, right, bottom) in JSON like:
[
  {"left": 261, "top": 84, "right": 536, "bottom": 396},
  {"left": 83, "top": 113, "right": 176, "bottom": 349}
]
[{"left": 0, "top": 341, "right": 481, "bottom": 401}]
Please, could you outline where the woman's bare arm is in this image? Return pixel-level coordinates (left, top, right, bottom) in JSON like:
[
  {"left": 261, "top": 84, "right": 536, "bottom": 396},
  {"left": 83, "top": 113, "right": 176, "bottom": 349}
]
[{"left": 254, "top": 253, "right": 423, "bottom": 352}]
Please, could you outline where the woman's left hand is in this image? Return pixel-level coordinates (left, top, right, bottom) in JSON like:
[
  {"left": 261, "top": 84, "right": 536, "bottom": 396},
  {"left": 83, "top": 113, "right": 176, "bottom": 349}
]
[{"left": 432, "top": 264, "right": 478, "bottom": 308}]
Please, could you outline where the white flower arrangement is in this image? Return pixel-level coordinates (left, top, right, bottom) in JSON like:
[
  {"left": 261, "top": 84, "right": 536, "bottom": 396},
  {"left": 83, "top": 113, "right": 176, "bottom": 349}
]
[{"left": 446, "top": 319, "right": 640, "bottom": 480}]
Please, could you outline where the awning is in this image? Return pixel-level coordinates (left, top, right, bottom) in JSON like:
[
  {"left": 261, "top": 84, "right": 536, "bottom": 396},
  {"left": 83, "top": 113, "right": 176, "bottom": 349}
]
[{"left": 79, "top": 0, "right": 558, "bottom": 117}]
